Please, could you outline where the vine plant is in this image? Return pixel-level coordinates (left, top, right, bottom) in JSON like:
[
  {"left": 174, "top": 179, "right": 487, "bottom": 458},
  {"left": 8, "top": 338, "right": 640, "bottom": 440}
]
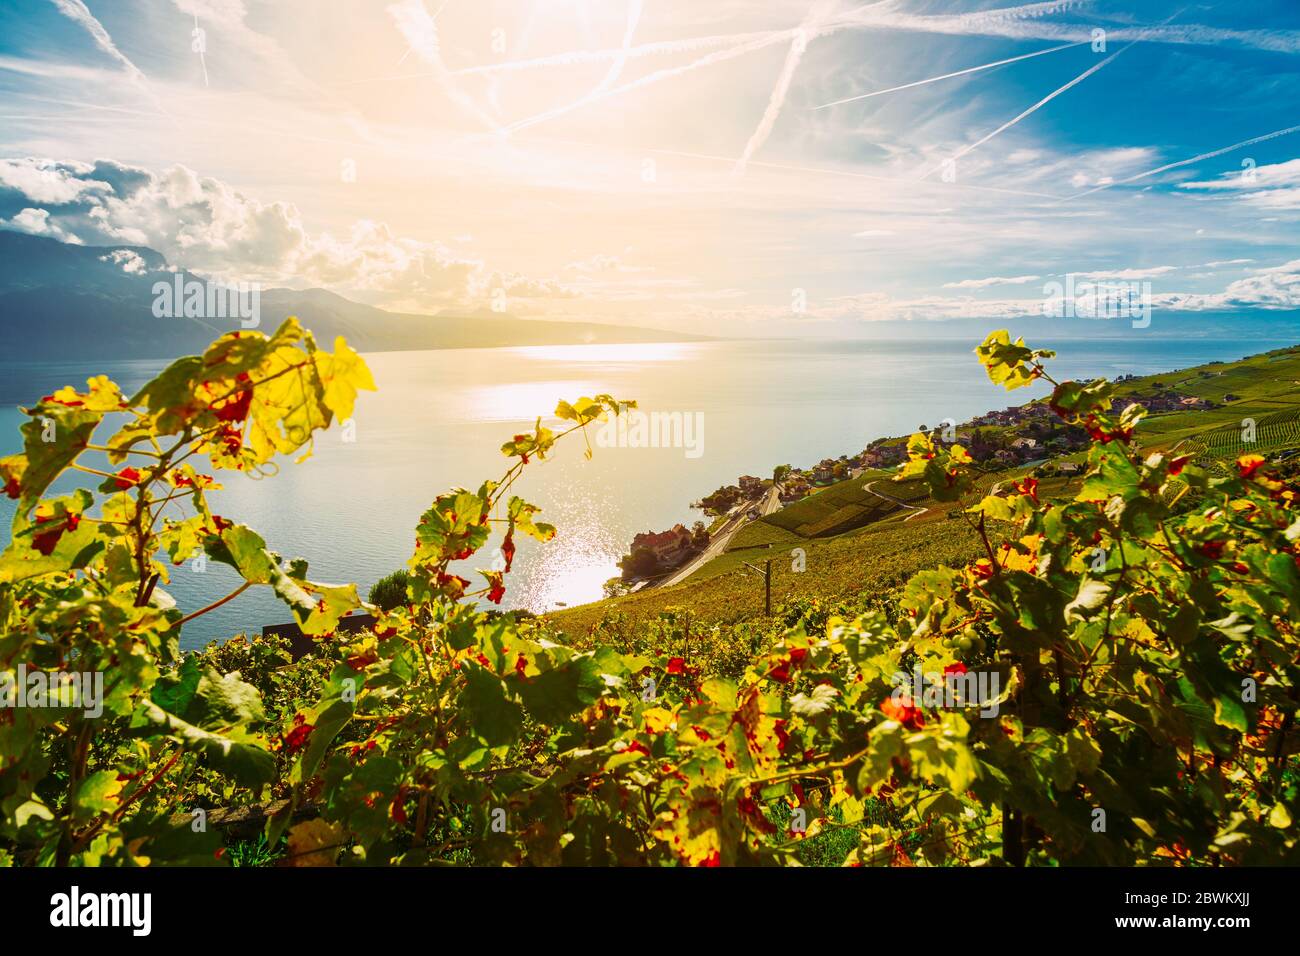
[{"left": 0, "top": 322, "right": 1295, "bottom": 866}]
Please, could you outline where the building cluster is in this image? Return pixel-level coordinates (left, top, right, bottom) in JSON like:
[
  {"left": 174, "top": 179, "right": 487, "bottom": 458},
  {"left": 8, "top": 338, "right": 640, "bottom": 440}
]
[{"left": 628, "top": 525, "right": 695, "bottom": 567}]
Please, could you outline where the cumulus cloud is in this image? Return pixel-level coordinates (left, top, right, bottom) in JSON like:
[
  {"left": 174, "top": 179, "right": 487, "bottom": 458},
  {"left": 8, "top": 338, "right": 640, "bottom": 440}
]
[
  {"left": 1157, "top": 270, "right": 1300, "bottom": 311},
  {"left": 98, "top": 249, "right": 147, "bottom": 274},
  {"left": 0, "top": 206, "right": 81, "bottom": 242},
  {"left": 0, "top": 157, "right": 571, "bottom": 311}
]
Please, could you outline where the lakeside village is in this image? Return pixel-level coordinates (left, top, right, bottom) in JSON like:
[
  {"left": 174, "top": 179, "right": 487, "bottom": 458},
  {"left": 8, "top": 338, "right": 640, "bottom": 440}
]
[{"left": 611, "top": 373, "right": 1231, "bottom": 589}]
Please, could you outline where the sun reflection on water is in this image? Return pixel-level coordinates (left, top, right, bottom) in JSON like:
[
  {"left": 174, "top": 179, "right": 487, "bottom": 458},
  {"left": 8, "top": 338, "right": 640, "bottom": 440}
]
[{"left": 507, "top": 342, "right": 702, "bottom": 365}]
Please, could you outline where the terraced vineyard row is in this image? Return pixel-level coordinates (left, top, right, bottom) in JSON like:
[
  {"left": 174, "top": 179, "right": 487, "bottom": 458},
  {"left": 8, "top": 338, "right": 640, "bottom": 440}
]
[
  {"left": 1184, "top": 408, "right": 1300, "bottom": 461},
  {"left": 765, "top": 475, "right": 927, "bottom": 540}
]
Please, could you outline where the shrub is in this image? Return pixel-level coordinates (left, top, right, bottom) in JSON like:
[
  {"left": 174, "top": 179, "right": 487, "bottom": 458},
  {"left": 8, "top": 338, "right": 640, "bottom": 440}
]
[{"left": 369, "top": 569, "right": 410, "bottom": 611}]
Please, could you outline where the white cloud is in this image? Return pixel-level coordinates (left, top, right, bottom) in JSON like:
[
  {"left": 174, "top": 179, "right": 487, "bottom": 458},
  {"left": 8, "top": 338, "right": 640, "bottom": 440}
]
[
  {"left": 1074, "top": 267, "right": 1178, "bottom": 280},
  {"left": 1249, "top": 258, "right": 1300, "bottom": 275},
  {"left": 942, "top": 274, "right": 1040, "bottom": 289},
  {"left": 0, "top": 206, "right": 80, "bottom": 242},
  {"left": 99, "top": 248, "right": 148, "bottom": 274},
  {"left": 1180, "top": 159, "right": 1300, "bottom": 191},
  {"left": 0, "top": 157, "right": 572, "bottom": 311}
]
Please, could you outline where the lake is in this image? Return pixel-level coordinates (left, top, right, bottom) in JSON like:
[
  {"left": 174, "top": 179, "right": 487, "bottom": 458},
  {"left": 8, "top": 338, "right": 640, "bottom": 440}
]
[{"left": 1, "top": 334, "right": 1292, "bottom": 650}]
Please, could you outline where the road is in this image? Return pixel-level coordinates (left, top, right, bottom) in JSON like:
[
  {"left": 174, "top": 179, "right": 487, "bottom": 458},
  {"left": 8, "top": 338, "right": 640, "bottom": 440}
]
[
  {"left": 657, "top": 484, "right": 781, "bottom": 588},
  {"left": 863, "top": 479, "right": 929, "bottom": 522}
]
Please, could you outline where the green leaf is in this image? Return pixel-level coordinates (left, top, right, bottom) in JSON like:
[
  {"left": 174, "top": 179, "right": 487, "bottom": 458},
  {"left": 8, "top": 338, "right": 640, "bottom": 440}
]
[
  {"left": 460, "top": 666, "right": 524, "bottom": 747},
  {"left": 135, "top": 701, "right": 275, "bottom": 789},
  {"left": 1064, "top": 578, "right": 1111, "bottom": 623},
  {"left": 73, "top": 771, "right": 124, "bottom": 823}
]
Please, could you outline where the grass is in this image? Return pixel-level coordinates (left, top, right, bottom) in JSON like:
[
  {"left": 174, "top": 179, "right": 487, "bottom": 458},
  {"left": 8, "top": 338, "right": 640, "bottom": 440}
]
[{"left": 545, "top": 508, "right": 983, "bottom": 637}]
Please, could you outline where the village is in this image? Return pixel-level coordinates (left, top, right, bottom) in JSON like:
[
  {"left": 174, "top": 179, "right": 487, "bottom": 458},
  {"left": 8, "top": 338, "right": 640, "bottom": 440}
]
[{"left": 612, "top": 377, "right": 1227, "bottom": 588}]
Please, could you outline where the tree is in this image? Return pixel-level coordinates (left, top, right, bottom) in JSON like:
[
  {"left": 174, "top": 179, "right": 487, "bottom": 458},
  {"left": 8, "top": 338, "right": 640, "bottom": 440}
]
[
  {"left": 619, "top": 546, "right": 659, "bottom": 580},
  {"left": 369, "top": 569, "right": 410, "bottom": 611}
]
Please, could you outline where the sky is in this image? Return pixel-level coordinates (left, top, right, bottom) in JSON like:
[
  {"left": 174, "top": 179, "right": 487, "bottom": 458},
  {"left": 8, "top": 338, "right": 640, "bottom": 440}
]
[{"left": 1, "top": 0, "right": 1299, "bottom": 337}]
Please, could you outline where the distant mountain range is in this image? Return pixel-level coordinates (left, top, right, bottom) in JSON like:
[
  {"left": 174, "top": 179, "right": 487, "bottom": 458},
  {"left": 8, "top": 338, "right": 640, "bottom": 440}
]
[
  {"left": 3, "top": 231, "right": 1298, "bottom": 362},
  {"left": 0, "top": 231, "right": 704, "bottom": 360}
]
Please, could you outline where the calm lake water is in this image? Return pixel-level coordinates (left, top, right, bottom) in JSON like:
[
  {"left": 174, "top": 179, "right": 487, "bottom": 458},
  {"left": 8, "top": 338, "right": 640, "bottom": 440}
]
[{"left": 1, "top": 335, "right": 1293, "bottom": 650}]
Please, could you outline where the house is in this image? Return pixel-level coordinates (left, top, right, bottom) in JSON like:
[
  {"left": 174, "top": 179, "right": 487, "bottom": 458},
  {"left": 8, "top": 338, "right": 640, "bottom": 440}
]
[
  {"left": 780, "top": 476, "right": 811, "bottom": 502},
  {"left": 630, "top": 525, "right": 695, "bottom": 567},
  {"left": 861, "top": 444, "right": 906, "bottom": 468}
]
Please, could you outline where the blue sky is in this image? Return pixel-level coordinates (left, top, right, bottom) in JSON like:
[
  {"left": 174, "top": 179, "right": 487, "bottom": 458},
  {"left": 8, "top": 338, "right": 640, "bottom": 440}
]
[{"left": 1, "top": 0, "right": 1299, "bottom": 335}]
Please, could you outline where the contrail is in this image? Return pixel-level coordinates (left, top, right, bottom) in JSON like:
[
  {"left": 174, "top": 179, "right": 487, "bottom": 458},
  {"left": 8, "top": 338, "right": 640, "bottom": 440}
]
[
  {"left": 505, "top": 28, "right": 798, "bottom": 135},
  {"left": 46, "top": 0, "right": 163, "bottom": 110},
  {"left": 504, "top": 1, "right": 905, "bottom": 135},
  {"left": 543, "top": 0, "right": 644, "bottom": 117},
  {"left": 918, "top": 39, "right": 1135, "bottom": 180},
  {"left": 590, "top": 0, "right": 643, "bottom": 96},
  {"left": 735, "top": 1, "right": 836, "bottom": 176},
  {"left": 453, "top": 0, "right": 889, "bottom": 77},
  {"left": 569, "top": 140, "right": 1064, "bottom": 200},
  {"left": 813, "top": 40, "right": 1088, "bottom": 109},
  {"left": 451, "top": 28, "right": 781, "bottom": 76},
  {"left": 419, "top": 0, "right": 1292, "bottom": 86},
  {"left": 387, "top": 0, "right": 504, "bottom": 134},
  {"left": 396, "top": 0, "right": 448, "bottom": 66},
  {"left": 495, "top": 0, "right": 642, "bottom": 137},
  {"left": 1059, "top": 123, "right": 1300, "bottom": 203}
]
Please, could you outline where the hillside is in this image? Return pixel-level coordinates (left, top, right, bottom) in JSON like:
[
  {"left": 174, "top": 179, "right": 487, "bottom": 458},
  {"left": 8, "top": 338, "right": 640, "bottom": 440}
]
[{"left": 545, "top": 341, "right": 1300, "bottom": 637}]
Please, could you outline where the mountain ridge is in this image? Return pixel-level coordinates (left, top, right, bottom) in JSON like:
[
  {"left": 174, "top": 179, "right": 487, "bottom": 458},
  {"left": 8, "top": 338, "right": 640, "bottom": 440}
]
[{"left": 0, "top": 231, "right": 708, "bottom": 360}]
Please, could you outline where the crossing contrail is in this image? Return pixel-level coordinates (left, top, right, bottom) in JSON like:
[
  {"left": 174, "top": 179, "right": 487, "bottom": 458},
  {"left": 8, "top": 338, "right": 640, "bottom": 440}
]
[
  {"left": 918, "top": 39, "right": 1135, "bottom": 180},
  {"left": 505, "top": 28, "right": 797, "bottom": 134},
  {"left": 735, "top": 0, "right": 836, "bottom": 176},
  {"left": 387, "top": 0, "right": 504, "bottom": 134},
  {"left": 451, "top": 28, "right": 781, "bottom": 76}
]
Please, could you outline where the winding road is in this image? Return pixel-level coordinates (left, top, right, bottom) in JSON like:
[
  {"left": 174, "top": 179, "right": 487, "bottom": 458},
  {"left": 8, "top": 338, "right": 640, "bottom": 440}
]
[{"left": 863, "top": 479, "right": 929, "bottom": 522}]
